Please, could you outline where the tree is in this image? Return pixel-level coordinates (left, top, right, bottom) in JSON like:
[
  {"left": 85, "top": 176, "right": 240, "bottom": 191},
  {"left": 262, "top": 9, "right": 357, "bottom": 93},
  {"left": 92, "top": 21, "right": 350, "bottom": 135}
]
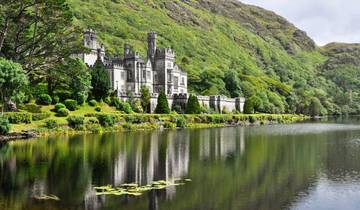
[
  {"left": 243, "top": 99, "right": 254, "bottom": 114},
  {"left": 0, "top": 58, "right": 28, "bottom": 112},
  {"left": 140, "top": 85, "right": 151, "bottom": 113},
  {"left": 0, "top": 0, "right": 83, "bottom": 79},
  {"left": 155, "top": 91, "right": 170, "bottom": 114},
  {"left": 186, "top": 94, "right": 201, "bottom": 114},
  {"left": 308, "top": 97, "right": 323, "bottom": 117},
  {"left": 68, "top": 59, "right": 92, "bottom": 104},
  {"left": 91, "top": 60, "right": 110, "bottom": 101},
  {"left": 224, "top": 69, "right": 242, "bottom": 97}
]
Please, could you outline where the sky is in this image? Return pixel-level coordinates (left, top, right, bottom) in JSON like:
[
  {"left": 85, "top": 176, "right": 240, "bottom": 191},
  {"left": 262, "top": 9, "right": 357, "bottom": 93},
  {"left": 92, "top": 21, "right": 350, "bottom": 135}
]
[{"left": 240, "top": 0, "right": 360, "bottom": 46}]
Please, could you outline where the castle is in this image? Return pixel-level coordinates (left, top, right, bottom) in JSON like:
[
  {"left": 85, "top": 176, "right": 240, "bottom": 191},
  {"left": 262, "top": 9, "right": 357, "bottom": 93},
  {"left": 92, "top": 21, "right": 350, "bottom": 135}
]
[
  {"left": 80, "top": 29, "right": 187, "bottom": 95},
  {"left": 78, "top": 29, "right": 245, "bottom": 113}
]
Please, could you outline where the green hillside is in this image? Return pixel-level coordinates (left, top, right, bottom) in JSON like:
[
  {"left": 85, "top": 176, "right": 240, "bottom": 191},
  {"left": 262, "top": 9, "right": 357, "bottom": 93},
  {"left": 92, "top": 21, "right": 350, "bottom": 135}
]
[{"left": 68, "top": 0, "right": 360, "bottom": 115}]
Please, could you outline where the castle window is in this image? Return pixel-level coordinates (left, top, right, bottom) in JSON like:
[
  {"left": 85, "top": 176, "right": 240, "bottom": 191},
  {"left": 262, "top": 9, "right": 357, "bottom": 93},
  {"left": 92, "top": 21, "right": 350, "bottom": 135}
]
[
  {"left": 167, "top": 62, "right": 173, "bottom": 68},
  {"left": 121, "top": 72, "right": 125, "bottom": 79},
  {"left": 128, "top": 72, "right": 132, "bottom": 80},
  {"left": 146, "top": 71, "right": 151, "bottom": 80},
  {"left": 142, "top": 70, "right": 146, "bottom": 80},
  {"left": 181, "top": 77, "right": 185, "bottom": 85},
  {"left": 174, "top": 76, "right": 179, "bottom": 90}
]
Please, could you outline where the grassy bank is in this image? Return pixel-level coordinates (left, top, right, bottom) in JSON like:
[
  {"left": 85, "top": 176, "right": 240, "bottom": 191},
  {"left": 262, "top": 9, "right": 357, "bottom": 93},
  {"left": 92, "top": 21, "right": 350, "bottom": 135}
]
[{"left": 4, "top": 103, "right": 308, "bottom": 137}]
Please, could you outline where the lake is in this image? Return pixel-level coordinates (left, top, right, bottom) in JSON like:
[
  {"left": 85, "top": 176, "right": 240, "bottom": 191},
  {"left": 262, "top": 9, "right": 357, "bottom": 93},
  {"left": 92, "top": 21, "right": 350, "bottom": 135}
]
[{"left": 1, "top": 117, "right": 360, "bottom": 210}]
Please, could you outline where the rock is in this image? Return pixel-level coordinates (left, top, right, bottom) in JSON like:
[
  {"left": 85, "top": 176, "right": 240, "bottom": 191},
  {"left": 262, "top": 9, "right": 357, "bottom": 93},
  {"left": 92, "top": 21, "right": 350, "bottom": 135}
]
[{"left": 4, "top": 100, "right": 18, "bottom": 112}]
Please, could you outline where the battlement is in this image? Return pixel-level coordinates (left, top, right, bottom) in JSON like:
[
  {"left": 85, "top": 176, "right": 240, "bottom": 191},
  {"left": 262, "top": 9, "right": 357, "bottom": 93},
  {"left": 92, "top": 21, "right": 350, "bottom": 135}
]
[{"left": 155, "top": 48, "right": 175, "bottom": 59}]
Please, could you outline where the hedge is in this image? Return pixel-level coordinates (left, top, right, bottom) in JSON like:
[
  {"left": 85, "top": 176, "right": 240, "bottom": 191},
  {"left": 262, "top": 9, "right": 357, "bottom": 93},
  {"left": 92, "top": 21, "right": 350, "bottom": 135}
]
[
  {"left": 64, "top": 99, "right": 78, "bottom": 111},
  {"left": 32, "top": 112, "right": 51, "bottom": 121},
  {"left": 3, "top": 112, "right": 32, "bottom": 124}
]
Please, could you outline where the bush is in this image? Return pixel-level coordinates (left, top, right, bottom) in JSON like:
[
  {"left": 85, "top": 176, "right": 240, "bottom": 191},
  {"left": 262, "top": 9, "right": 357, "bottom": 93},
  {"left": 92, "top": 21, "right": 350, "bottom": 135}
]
[
  {"left": 186, "top": 94, "right": 201, "bottom": 114},
  {"left": 132, "top": 99, "right": 144, "bottom": 113},
  {"left": 67, "top": 116, "right": 85, "bottom": 130},
  {"left": 64, "top": 99, "right": 78, "bottom": 111},
  {"left": 123, "top": 102, "right": 133, "bottom": 114},
  {"left": 95, "top": 107, "right": 102, "bottom": 112},
  {"left": 52, "top": 96, "right": 60, "bottom": 105},
  {"left": 37, "top": 94, "right": 52, "bottom": 105},
  {"left": 45, "top": 119, "right": 58, "bottom": 129},
  {"left": 54, "top": 90, "right": 71, "bottom": 102},
  {"left": 0, "top": 117, "right": 11, "bottom": 135},
  {"left": 172, "top": 105, "right": 183, "bottom": 114},
  {"left": 88, "top": 99, "right": 97, "bottom": 107},
  {"left": 104, "top": 96, "right": 111, "bottom": 105},
  {"left": 55, "top": 103, "right": 66, "bottom": 112},
  {"left": 32, "top": 112, "right": 51, "bottom": 121},
  {"left": 86, "top": 117, "right": 99, "bottom": 125},
  {"left": 86, "top": 124, "right": 102, "bottom": 133},
  {"left": 171, "top": 115, "right": 187, "bottom": 128},
  {"left": 155, "top": 91, "right": 170, "bottom": 114},
  {"left": 164, "top": 122, "right": 176, "bottom": 129},
  {"left": 18, "top": 103, "right": 42, "bottom": 113},
  {"left": 97, "top": 115, "right": 116, "bottom": 127},
  {"left": 3, "top": 112, "right": 32, "bottom": 124},
  {"left": 56, "top": 108, "right": 70, "bottom": 117}
]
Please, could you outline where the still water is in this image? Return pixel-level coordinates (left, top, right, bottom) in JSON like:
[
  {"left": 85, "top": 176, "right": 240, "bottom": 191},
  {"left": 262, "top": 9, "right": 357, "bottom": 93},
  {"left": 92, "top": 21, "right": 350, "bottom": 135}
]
[{"left": 1, "top": 118, "right": 360, "bottom": 210}]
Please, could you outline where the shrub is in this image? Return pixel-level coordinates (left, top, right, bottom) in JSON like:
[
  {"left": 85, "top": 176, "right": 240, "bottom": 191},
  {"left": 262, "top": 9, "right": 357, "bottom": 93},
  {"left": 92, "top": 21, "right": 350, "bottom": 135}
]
[
  {"left": 54, "top": 90, "right": 71, "bottom": 102},
  {"left": 244, "top": 98, "right": 255, "bottom": 114},
  {"left": 88, "top": 99, "right": 97, "bottom": 107},
  {"left": 37, "top": 94, "right": 52, "bottom": 105},
  {"left": 67, "top": 116, "right": 85, "bottom": 130},
  {"left": 0, "top": 117, "right": 11, "bottom": 135},
  {"left": 123, "top": 102, "right": 133, "bottom": 114},
  {"left": 56, "top": 108, "right": 70, "bottom": 117},
  {"left": 164, "top": 122, "right": 176, "bottom": 129},
  {"left": 3, "top": 112, "right": 32, "bottom": 124},
  {"left": 32, "top": 112, "right": 51, "bottom": 121},
  {"left": 97, "top": 115, "right": 116, "bottom": 127},
  {"left": 52, "top": 96, "right": 60, "bottom": 105},
  {"left": 64, "top": 99, "right": 78, "bottom": 111},
  {"left": 86, "top": 117, "right": 99, "bottom": 125},
  {"left": 249, "top": 116, "right": 257, "bottom": 124},
  {"left": 86, "top": 124, "right": 102, "bottom": 133},
  {"left": 55, "top": 103, "right": 66, "bottom": 112},
  {"left": 132, "top": 99, "right": 143, "bottom": 113},
  {"left": 172, "top": 104, "right": 183, "bottom": 114},
  {"left": 155, "top": 91, "right": 170, "bottom": 114},
  {"left": 95, "top": 107, "right": 102, "bottom": 112},
  {"left": 186, "top": 94, "right": 201, "bottom": 114},
  {"left": 104, "top": 96, "right": 111, "bottom": 105},
  {"left": 18, "top": 103, "right": 42, "bottom": 113},
  {"left": 45, "top": 119, "right": 58, "bottom": 129},
  {"left": 171, "top": 115, "right": 187, "bottom": 128}
]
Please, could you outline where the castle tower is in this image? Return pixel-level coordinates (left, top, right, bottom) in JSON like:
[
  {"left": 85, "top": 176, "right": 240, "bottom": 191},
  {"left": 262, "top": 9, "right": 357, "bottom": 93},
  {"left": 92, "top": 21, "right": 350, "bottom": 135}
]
[
  {"left": 84, "top": 29, "right": 97, "bottom": 49},
  {"left": 148, "top": 32, "right": 157, "bottom": 62},
  {"left": 124, "top": 44, "right": 130, "bottom": 56}
]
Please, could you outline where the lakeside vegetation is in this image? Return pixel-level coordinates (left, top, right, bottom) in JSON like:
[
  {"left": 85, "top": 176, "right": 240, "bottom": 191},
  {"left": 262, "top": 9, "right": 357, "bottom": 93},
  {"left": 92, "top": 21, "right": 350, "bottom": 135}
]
[{"left": 3, "top": 101, "right": 307, "bottom": 138}]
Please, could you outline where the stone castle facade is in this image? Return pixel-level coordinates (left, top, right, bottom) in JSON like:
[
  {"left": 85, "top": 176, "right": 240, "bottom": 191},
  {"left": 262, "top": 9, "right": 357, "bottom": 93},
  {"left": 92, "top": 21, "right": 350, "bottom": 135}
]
[
  {"left": 78, "top": 29, "right": 245, "bottom": 113},
  {"left": 80, "top": 29, "right": 187, "bottom": 95}
]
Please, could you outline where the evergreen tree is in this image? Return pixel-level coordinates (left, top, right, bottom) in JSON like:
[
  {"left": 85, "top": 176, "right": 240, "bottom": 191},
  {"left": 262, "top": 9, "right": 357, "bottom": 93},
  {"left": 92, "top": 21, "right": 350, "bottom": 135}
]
[
  {"left": 91, "top": 59, "right": 110, "bottom": 101},
  {"left": 140, "top": 85, "right": 151, "bottom": 113},
  {"left": 244, "top": 98, "right": 255, "bottom": 114},
  {"left": 186, "top": 94, "right": 201, "bottom": 114},
  {"left": 155, "top": 91, "right": 170, "bottom": 114},
  {"left": 0, "top": 58, "right": 29, "bottom": 112}
]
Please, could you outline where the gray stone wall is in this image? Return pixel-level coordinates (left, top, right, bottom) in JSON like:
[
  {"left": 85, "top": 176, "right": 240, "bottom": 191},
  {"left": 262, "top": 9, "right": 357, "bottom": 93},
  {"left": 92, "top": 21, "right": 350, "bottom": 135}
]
[{"left": 118, "top": 93, "right": 245, "bottom": 114}]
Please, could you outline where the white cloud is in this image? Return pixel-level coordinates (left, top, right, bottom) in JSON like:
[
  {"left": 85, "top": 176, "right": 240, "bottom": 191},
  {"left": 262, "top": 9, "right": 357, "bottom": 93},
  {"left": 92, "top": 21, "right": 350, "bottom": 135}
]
[{"left": 240, "top": 0, "right": 360, "bottom": 45}]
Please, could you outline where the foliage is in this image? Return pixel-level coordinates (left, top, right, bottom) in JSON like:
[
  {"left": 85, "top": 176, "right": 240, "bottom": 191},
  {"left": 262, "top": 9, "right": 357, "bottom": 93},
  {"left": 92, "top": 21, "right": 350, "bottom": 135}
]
[
  {"left": 3, "top": 112, "right": 32, "bottom": 124},
  {"left": 67, "top": 59, "right": 92, "bottom": 104},
  {"left": 95, "top": 107, "right": 102, "bottom": 112},
  {"left": 0, "top": 117, "right": 10, "bottom": 135},
  {"left": 186, "top": 94, "right": 201, "bottom": 114},
  {"left": 224, "top": 69, "right": 242, "bottom": 97},
  {"left": 0, "top": 0, "right": 83, "bottom": 79},
  {"left": 52, "top": 96, "right": 60, "bottom": 105},
  {"left": 155, "top": 91, "right": 170, "bottom": 114},
  {"left": 140, "top": 85, "right": 151, "bottom": 113},
  {"left": 132, "top": 99, "right": 143, "bottom": 113},
  {"left": 0, "top": 58, "right": 29, "bottom": 111},
  {"left": 36, "top": 94, "right": 52, "bottom": 105},
  {"left": 45, "top": 119, "right": 59, "bottom": 129},
  {"left": 56, "top": 108, "right": 70, "bottom": 117},
  {"left": 88, "top": 99, "right": 97, "bottom": 107},
  {"left": 97, "top": 115, "right": 116, "bottom": 127},
  {"left": 67, "top": 116, "right": 85, "bottom": 130},
  {"left": 90, "top": 60, "right": 110, "bottom": 101},
  {"left": 55, "top": 103, "right": 66, "bottom": 112},
  {"left": 171, "top": 115, "right": 187, "bottom": 128},
  {"left": 32, "top": 112, "right": 51, "bottom": 121},
  {"left": 64, "top": 99, "right": 78, "bottom": 111},
  {"left": 123, "top": 102, "right": 133, "bottom": 114}
]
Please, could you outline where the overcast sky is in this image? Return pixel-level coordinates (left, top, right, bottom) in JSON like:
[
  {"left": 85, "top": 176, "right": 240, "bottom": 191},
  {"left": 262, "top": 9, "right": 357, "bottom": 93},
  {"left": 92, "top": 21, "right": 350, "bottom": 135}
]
[{"left": 240, "top": 0, "right": 360, "bottom": 46}]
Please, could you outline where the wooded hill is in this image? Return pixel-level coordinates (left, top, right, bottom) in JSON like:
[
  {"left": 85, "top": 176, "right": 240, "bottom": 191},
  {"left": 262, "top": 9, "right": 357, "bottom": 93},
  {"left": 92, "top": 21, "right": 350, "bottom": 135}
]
[{"left": 68, "top": 0, "right": 360, "bottom": 115}]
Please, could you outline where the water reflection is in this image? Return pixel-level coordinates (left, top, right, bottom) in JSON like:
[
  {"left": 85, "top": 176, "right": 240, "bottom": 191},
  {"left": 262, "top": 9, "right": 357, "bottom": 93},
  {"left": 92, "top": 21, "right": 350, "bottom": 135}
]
[{"left": 1, "top": 121, "right": 360, "bottom": 210}]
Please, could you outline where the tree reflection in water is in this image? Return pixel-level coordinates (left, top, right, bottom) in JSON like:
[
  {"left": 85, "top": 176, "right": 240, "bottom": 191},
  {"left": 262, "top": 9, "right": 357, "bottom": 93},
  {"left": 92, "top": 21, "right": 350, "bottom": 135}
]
[{"left": 1, "top": 123, "right": 358, "bottom": 210}]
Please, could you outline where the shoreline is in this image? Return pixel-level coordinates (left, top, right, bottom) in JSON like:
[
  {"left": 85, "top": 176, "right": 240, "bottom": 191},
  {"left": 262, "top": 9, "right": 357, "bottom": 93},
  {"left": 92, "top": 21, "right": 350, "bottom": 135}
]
[{"left": 0, "top": 114, "right": 309, "bottom": 143}]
